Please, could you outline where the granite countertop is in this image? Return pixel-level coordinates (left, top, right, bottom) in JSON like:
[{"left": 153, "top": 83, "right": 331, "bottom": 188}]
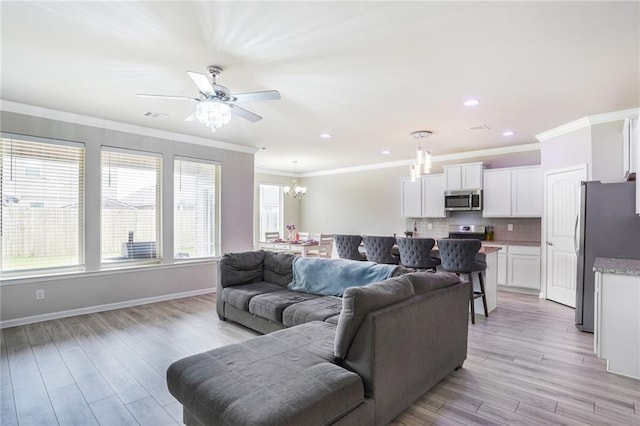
[
  {"left": 593, "top": 257, "right": 640, "bottom": 276},
  {"left": 482, "top": 240, "right": 541, "bottom": 247},
  {"left": 479, "top": 246, "right": 502, "bottom": 254}
]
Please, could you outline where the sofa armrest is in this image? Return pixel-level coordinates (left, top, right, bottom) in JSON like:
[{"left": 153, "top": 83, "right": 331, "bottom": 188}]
[{"left": 342, "top": 280, "right": 469, "bottom": 425}]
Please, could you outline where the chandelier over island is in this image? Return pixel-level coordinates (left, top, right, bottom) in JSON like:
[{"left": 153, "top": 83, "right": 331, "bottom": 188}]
[{"left": 410, "top": 130, "right": 432, "bottom": 182}]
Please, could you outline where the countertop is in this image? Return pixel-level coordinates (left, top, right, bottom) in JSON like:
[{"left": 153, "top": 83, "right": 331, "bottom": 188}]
[
  {"left": 593, "top": 257, "right": 640, "bottom": 276},
  {"left": 482, "top": 240, "right": 541, "bottom": 247}
]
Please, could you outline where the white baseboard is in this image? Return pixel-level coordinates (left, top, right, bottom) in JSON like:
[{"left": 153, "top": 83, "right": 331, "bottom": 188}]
[{"left": 0, "top": 288, "right": 215, "bottom": 329}]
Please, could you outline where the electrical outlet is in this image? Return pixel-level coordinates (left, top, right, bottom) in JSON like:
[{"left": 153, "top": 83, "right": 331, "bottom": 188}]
[
  {"left": 427, "top": 223, "right": 433, "bottom": 230},
  {"left": 507, "top": 224, "right": 513, "bottom": 231},
  {"left": 35, "top": 289, "right": 45, "bottom": 300}
]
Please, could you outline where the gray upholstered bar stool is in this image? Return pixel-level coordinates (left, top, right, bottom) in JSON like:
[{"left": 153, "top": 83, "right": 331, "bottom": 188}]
[
  {"left": 396, "top": 237, "right": 441, "bottom": 271},
  {"left": 362, "top": 235, "right": 399, "bottom": 264},
  {"left": 436, "top": 239, "right": 488, "bottom": 324},
  {"left": 334, "top": 234, "right": 367, "bottom": 261}
]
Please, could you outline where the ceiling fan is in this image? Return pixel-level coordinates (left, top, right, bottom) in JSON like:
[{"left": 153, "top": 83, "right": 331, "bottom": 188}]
[{"left": 137, "top": 66, "right": 281, "bottom": 131}]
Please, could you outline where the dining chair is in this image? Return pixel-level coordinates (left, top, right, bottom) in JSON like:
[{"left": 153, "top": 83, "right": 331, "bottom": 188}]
[
  {"left": 264, "top": 231, "right": 280, "bottom": 242},
  {"left": 437, "top": 238, "right": 488, "bottom": 324},
  {"left": 297, "top": 231, "right": 310, "bottom": 241},
  {"left": 362, "top": 235, "right": 399, "bottom": 264},
  {"left": 307, "top": 233, "right": 334, "bottom": 257},
  {"left": 396, "top": 237, "right": 440, "bottom": 270},
  {"left": 334, "top": 234, "right": 367, "bottom": 261}
]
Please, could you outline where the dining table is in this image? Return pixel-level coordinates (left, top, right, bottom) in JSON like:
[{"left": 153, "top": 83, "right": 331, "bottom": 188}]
[{"left": 258, "top": 240, "right": 331, "bottom": 257}]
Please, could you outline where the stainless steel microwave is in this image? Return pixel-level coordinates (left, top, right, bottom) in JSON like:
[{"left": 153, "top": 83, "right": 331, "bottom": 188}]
[{"left": 444, "top": 189, "right": 482, "bottom": 211}]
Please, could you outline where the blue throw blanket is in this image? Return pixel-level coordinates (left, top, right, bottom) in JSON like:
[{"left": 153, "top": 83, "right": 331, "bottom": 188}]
[{"left": 288, "top": 257, "right": 398, "bottom": 296}]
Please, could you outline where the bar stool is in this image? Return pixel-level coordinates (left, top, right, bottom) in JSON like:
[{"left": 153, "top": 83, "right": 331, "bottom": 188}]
[
  {"left": 335, "top": 234, "right": 367, "bottom": 261},
  {"left": 437, "top": 239, "right": 488, "bottom": 324},
  {"left": 362, "top": 235, "right": 399, "bottom": 264},
  {"left": 396, "top": 237, "right": 441, "bottom": 270}
]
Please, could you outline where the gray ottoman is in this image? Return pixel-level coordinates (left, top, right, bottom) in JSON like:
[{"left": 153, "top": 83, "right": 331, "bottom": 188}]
[{"left": 167, "top": 322, "right": 369, "bottom": 425}]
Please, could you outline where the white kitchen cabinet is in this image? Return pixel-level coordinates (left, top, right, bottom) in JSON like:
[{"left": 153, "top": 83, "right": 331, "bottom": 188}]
[
  {"left": 482, "top": 169, "right": 512, "bottom": 217},
  {"left": 507, "top": 245, "right": 541, "bottom": 290},
  {"left": 443, "top": 162, "right": 483, "bottom": 190},
  {"left": 421, "top": 174, "right": 446, "bottom": 218},
  {"left": 400, "top": 178, "right": 421, "bottom": 217},
  {"left": 483, "top": 166, "right": 542, "bottom": 218},
  {"left": 512, "top": 167, "right": 542, "bottom": 217},
  {"left": 595, "top": 270, "right": 640, "bottom": 379}
]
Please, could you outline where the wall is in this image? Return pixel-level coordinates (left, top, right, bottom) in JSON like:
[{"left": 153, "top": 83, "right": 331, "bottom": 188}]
[
  {"left": 299, "top": 166, "right": 408, "bottom": 236},
  {"left": 591, "top": 121, "right": 625, "bottom": 183},
  {"left": 0, "top": 110, "right": 255, "bottom": 325},
  {"left": 540, "top": 126, "right": 592, "bottom": 174}
]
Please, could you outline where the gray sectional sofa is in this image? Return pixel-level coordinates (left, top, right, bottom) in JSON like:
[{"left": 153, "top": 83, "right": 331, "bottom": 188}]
[{"left": 168, "top": 250, "right": 470, "bottom": 425}]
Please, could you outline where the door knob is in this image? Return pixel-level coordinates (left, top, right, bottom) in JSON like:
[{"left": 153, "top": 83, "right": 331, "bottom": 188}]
[{"left": 547, "top": 241, "right": 554, "bottom": 246}]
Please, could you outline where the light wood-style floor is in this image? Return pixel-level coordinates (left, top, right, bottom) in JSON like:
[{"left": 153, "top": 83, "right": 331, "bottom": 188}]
[{"left": 1, "top": 291, "right": 639, "bottom": 425}]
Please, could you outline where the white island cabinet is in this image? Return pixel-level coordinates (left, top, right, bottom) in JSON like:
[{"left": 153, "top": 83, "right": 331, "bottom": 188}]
[{"left": 594, "top": 257, "right": 640, "bottom": 380}]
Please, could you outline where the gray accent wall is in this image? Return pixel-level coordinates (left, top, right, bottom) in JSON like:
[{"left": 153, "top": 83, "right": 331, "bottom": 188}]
[{"left": 0, "top": 111, "right": 254, "bottom": 325}]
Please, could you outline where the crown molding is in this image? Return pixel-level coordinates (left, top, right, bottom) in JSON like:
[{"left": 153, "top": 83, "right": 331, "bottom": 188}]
[
  {"left": 298, "top": 143, "right": 540, "bottom": 178},
  {"left": 535, "top": 107, "right": 639, "bottom": 142},
  {"left": 0, "top": 100, "right": 258, "bottom": 154},
  {"left": 254, "top": 168, "right": 297, "bottom": 177}
]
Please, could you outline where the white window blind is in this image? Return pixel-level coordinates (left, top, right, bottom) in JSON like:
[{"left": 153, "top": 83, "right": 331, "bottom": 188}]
[
  {"left": 174, "top": 157, "right": 220, "bottom": 259},
  {"left": 259, "top": 184, "right": 283, "bottom": 240},
  {"left": 101, "top": 148, "right": 161, "bottom": 263},
  {"left": 1, "top": 135, "right": 84, "bottom": 273}
]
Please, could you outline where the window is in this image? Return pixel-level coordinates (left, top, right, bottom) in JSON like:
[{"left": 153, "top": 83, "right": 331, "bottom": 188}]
[
  {"left": 1, "top": 135, "right": 84, "bottom": 273},
  {"left": 259, "top": 184, "right": 283, "bottom": 240},
  {"left": 174, "top": 157, "right": 220, "bottom": 259},
  {"left": 101, "top": 148, "right": 161, "bottom": 263}
]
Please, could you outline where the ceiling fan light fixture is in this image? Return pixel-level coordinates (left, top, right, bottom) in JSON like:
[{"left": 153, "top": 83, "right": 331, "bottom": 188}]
[{"left": 196, "top": 100, "right": 231, "bottom": 131}]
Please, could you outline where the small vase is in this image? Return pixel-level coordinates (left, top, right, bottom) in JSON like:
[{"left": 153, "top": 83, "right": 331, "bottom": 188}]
[{"left": 288, "top": 231, "right": 294, "bottom": 241}]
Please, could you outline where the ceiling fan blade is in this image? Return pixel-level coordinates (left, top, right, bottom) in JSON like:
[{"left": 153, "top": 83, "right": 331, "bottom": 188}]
[
  {"left": 187, "top": 71, "right": 215, "bottom": 95},
  {"left": 230, "top": 104, "right": 262, "bottom": 122},
  {"left": 137, "top": 94, "right": 199, "bottom": 101},
  {"left": 184, "top": 112, "right": 197, "bottom": 122},
  {"left": 232, "top": 90, "right": 281, "bottom": 102}
]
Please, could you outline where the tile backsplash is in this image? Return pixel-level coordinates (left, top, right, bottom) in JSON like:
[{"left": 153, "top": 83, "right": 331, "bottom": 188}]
[{"left": 405, "top": 212, "right": 541, "bottom": 242}]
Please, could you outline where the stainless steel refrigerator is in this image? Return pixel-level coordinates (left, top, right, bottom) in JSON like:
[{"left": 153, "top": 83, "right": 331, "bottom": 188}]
[{"left": 575, "top": 181, "right": 640, "bottom": 333}]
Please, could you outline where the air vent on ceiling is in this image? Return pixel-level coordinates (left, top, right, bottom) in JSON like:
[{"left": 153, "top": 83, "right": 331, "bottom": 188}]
[
  {"left": 469, "top": 124, "right": 490, "bottom": 131},
  {"left": 143, "top": 111, "right": 169, "bottom": 119}
]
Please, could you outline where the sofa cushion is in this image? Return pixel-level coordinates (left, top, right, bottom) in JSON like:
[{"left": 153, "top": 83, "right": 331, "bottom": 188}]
[
  {"left": 264, "top": 251, "right": 296, "bottom": 287},
  {"left": 288, "top": 257, "right": 399, "bottom": 297},
  {"left": 222, "top": 281, "right": 284, "bottom": 311},
  {"left": 249, "top": 290, "right": 319, "bottom": 322},
  {"left": 219, "top": 250, "right": 265, "bottom": 288},
  {"left": 334, "top": 275, "right": 415, "bottom": 359},
  {"left": 282, "top": 296, "right": 343, "bottom": 327},
  {"left": 406, "top": 271, "right": 461, "bottom": 294},
  {"left": 167, "top": 322, "right": 363, "bottom": 426},
  {"left": 325, "top": 315, "right": 340, "bottom": 325}
]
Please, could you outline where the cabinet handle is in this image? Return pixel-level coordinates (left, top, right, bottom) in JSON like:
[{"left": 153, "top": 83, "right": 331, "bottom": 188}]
[{"left": 547, "top": 241, "right": 553, "bottom": 246}]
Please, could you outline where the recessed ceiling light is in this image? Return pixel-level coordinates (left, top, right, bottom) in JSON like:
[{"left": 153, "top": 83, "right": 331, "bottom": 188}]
[
  {"left": 502, "top": 131, "right": 514, "bottom": 136},
  {"left": 319, "top": 133, "right": 332, "bottom": 139},
  {"left": 381, "top": 150, "right": 391, "bottom": 155},
  {"left": 463, "top": 99, "right": 481, "bottom": 107}
]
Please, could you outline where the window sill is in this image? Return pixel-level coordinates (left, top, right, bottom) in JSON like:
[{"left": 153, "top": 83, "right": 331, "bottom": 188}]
[{"left": 0, "top": 258, "right": 220, "bottom": 286}]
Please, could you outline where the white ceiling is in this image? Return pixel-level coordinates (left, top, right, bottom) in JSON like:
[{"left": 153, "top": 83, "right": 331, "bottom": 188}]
[{"left": 2, "top": 1, "right": 639, "bottom": 173}]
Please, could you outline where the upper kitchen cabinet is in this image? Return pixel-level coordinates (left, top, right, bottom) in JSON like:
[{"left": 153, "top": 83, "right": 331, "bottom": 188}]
[
  {"left": 400, "top": 174, "right": 446, "bottom": 218},
  {"left": 421, "top": 174, "right": 446, "bottom": 218},
  {"left": 483, "top": 166, "right": 542, "bottom": 218},
  {"left": 443, "top": 162, "right": 484, "bottom": 190},
  {"left": 400, "top": 178, "right": 422, "bottom": 217}
]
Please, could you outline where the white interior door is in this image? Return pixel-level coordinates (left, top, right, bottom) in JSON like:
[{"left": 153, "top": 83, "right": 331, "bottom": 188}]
[{"left": 545, "top": 166, "right": 586, "bottom": 307}]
